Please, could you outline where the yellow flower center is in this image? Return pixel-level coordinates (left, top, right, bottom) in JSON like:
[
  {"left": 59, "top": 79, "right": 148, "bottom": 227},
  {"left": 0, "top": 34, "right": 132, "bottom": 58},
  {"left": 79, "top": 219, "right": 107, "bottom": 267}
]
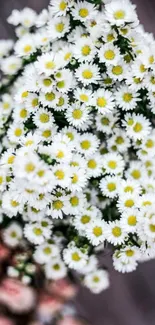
[
  {"left": 107, "top": 183, "right": 116, "bottom": 192},
  {"left": 53, "top": 264, "right": 60, "bottom": 270},
  {"left": 11, "top": 200, "right": 19, "bottom": 207},
  {"left": 64, "top": 52, "right": 72, "bottom": 61},
  {"left": 8, "top": 155, "right": 15, "bottom": 164},
  {"left": 81, "top": 215, "right": 90, "bottom": 224},
  {"left": 128, "top": 215, "right": 137, "bottom": 226},
  {"left": 54, "top": 170, "right": 65, "bottom": 180},
  {"left": 140, "top": 64, "right": 146, "bottom": 73},
  {"left": 149, "top": 224, "right": 155, "bottom": 232},
  {"left": 114, "top": 10, "right": 125, "bottom": 20},
  {"left": 57, "top": 81, "right": 65, "bottom": 89},
  {"left": 125, "top": 199, "right": 134, "bottom": 208},
  {"left": 72, "top": 174, "right": 78, "bottom": 184},
  {"left": 79, "top": 8, "right": 89, "bottom": 18},
  {"left": 39, "top": 113, "right": 50, "bottom": 123},
  {"left": 55, "top": 23, "right": 65, "bottom": 33},
  {"left": 33, "top": 228, "right": 43, "bottom": 236},
  {"left": 37, "top": 170, "right": 45, "bottom": 178},
  {"left": 22, "top": 91, "right": 28, "bottom": 98},
  {"left": 107, "top": 34, "right": 115, "bottom": 42},
  {"left": 125, "top": 249, "right": 134, "bottom": 257},
  {"left": 3, "top": 102, "right": 10, "bottom": 109},
  {"left": 56, "top": 151, "right": 64, "bottom": 159},
  {"left": 45, "top": 92, "right": 56, "bottom": 101},
  {"left": 43, "top": 247, "right": 52, "bottom": 255},
  {"left": 66, "top": 132, "right": 74, "bottom": 141},
  {"left": 112, "top": 65, "right": 123, "bottom": 75},
  {"left": 70, "top": 196, "right": 79, "bottom": 206},
  {"left": 93, "top": 276, "right": 100, "bottom": 283},
  {"left": 80, "top": 140, "right": 91, "bottom": 150},
  {"left": 88, "top": 159, "right": 97, "bottom": 169},
  {"left": 97, "top": 97, "right": 107, "bottom": 108},
  {"left": 124, "top": 186, "right": 134, "bottom": 193},
  {"left": 146, "top": 139, "right": 154, "bottom": 148},
  {"left": 59, "top": 1, "right": 67, "bottom": 11},
  {"left": 72, "top": 109, "right": 83, "bottom": 119},
  {"left": 72, "top": 252, "right": 81, "bottom": 261},
  {"left": 43, "top": 78, "right": 52, "bottom": 87},
  {"left": 25, "top": 163, "right": 35, "bottom": 173},
  {"left": 32, "top": 98, "right": 38, "bottom": 107},
  {"left": 14, "top": 128, "right": 22, "bottom": 137},
  {"left": 57, "top": 97, "right": 65, "bottom": 107},
  {"left": 45, "top": 61, "right": 56, "bottom": 70},
  {"left": 20, "top": 109, "right": 27, "bottom": 118},
  {"left": 53, "top": 200, "right": 63, "bottom": 210},
  {"left": 10, "top": 231, "right": 17, "bottom": 238},
  {"left": 112, "top": 226, "right": 122, "bottom": 237},
  {"left": 108, "top": 160, "right": 117, "bottom": 169},
  {"left": 25, "top": 140, "right": 34, "bottom": 146},
  {"left": 80, "top": 94, "right": 89, "bottom": 102},
  {"left": 82, "top": 70, "right": 93, "bottom": 79},
  {"left": 81, "top": 45, "right": 91, "bottom": 56},
  {"left": 116, "top": 136, "right": 124, "bottom": 145},
  {"left": 142, "top": 201, "right": 152, "bottom": 206},
  {"left": 24, "top": 45, "right": 32, "bottom": 53},
  {"left": 131, "top": 170, "right": 141, "bottom": 179},
  {"left": 101, "top": 117, "right": 109, "bottom": 125},
  {"left": 133, "top": 123, "right": 143, "bottom": 133},
  {"left": 133, "top": 77, "right": 142, "bottom": 84},
  {"left": 0, "top": 176, "right": 4, "bottom": 184},
  {"left": 104, "top": 50, "right": 115, "bottom": 60},
  {"left": 93, "top": 226, "right": 103, "bottom": 237},
  {"left": 123, "top": 93, "right": 133, "bottom": 102}
]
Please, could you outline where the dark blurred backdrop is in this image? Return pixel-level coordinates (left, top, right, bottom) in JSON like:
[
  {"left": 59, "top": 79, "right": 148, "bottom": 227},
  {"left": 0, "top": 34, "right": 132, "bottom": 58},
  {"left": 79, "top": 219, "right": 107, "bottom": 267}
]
[{"left": 0, "top": 1, "right": 155, "bottom": 325}]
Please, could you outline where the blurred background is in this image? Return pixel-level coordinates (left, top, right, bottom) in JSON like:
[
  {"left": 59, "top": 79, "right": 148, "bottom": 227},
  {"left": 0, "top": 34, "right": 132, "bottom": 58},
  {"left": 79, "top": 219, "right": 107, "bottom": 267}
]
[{"left": 0, "top": 1, "right": 155, "bottom": 324}]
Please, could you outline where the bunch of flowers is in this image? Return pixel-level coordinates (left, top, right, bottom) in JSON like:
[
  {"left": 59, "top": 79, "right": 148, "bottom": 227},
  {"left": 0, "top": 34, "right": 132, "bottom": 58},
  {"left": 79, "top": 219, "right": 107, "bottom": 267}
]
[{"left": 0, "top": 0, "right": 155, "bottom": 296}]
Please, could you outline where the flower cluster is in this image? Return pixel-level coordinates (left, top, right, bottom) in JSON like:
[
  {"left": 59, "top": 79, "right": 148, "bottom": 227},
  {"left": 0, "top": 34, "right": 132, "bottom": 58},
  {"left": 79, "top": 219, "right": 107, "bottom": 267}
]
[{"left": 0, "top": 0, "right": 155, "bottom": 294}]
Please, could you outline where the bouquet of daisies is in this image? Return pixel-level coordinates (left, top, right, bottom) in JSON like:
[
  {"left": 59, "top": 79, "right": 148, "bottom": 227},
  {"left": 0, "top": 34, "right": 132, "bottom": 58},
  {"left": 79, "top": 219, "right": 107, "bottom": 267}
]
[{"left": 0, "top": 0, "right": 155, "bottom": 295}]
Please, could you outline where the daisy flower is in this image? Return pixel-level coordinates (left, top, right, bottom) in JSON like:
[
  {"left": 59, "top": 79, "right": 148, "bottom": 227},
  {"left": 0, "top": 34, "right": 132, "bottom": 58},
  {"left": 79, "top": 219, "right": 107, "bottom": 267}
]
[
  {"left": 63, "top": 245, "right": 88, "bottom": 270},
  {"left": 71, "top": 1, "right": 97, "bottom": 22},
  {"left": 65, "top": 102, "right": 90, "bottom": 129},
  {"left": 103, "top": 152, "right": 125, "bottom": 175},
  {"left": 105, "top": 221, "right": 127, "bottom": 246},
  {"left": 113, "top": 253, "right": 138, "bottom": 273},
  {"left": 15, "top": 34, "right": 36, "bottom": 57},
  {"left": 1, "top": 56, "right": 22, "bottom": 75},
  {"left": 3, "top": 222, "right": 23, "bottom": 248},
  {"left": 34, "top": 242, "right": 60, "bottom": 264},
  {"left": 100, "top": 175, "right": 120, "bottom": 199},
  {"left": 45, "top": 257, "right": 67, "bottom": 280},
  {"left": 98, "top": 43, "right": 121, "bottom": 65},
  {"left": 84, "top": 269, "right": 109, "bottom": 294},
  {"left": 35, "top": 52, "right": 62, "bottom": 76},
  {"left": 115, "top": 85, "right": 141, "bottom": 111},
  {"left": 117, "top": 193, "right": 140, "bottom": 212},
  {"left": 120, "top": 208, "right": 140, "bottom": 233},
  {"left": 96, "top": 111, "right": 119, "bottom": 134},
  {"left": 123, "top": 113, "right": 151, "bottom": 141},
  {"left": 77, "top": 133, "right": 100, "bottom": 157},
  {"left": 73, "top": 37, "right": 96, "bottom": 62},
  {"left": 24, "top": 222, "right": 52, "bottom": 245},
  {"left": 33, "top": 109, "right": 54, "bottom": 130},
  {"left": 67, "top": 192, "right": 87, "bottom": 215},
  {"left": 105, "top": 0, "right": 138, "bottom": 26},
  {"left": 86, "top": 219, "right": 107, "bottom": 246},
  {"left": 75, "top": 63, "right": 101, "bottom": 85},
  {"left": 74, "top": 87, "right": 93, "bottom": 105},
  {"left": 86, "top": 153, "right": 103, "bottom": 178},
  {"left": 48, "top": 16, "right": 70, "bottom": 40}
]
